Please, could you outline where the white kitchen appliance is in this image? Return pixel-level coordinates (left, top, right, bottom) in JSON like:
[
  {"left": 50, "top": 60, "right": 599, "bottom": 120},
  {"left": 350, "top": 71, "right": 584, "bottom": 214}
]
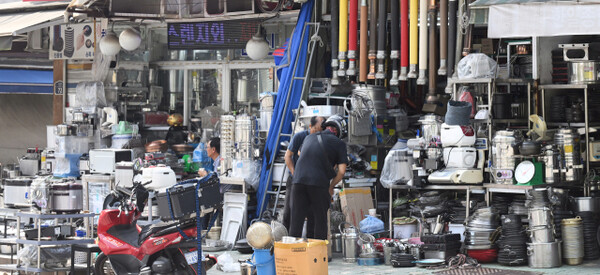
[
  {"left": 3, "top": 177, "right": 33, "bottom": 208},
  {"left": 142, "top": 165, "right": 177, "bottom": 191},
  {"left": 441, "top": 123, "right": 476, "bottom": 147},
  {"left": 115, "top": 161, "right": 134, "bottom": 188},
  {"left": 443, "top": 147, "right": 477, "bottom": 168},
  {"left": 82, "top": 174, "right": 115, "bottom": 226},
  {"left": 30, "top": 176, "right": 51, "bottom": 213},
  {"left": 428, "top": 168, "right": 483, "bottom": 184},
  {"left": 89, "top": 149, "right": 133, "bottom": 174}
]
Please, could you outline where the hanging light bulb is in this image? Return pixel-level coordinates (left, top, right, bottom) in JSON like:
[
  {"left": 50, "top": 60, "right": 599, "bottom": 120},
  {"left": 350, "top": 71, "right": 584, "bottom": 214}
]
[
  {"left": 245, "top": 27, "right": 269, "bottom": 60},
  {"left": 99, "top": 31, "right": 121, "bottom": 56},
  {"left": 119, "top": 27, "right": 142, "bottom": 51}
]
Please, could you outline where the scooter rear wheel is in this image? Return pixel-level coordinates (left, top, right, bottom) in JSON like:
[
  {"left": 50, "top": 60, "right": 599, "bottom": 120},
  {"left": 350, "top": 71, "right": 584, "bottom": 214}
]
[{"left": 94, "top": 253, "right": 116, "bottom": 275}]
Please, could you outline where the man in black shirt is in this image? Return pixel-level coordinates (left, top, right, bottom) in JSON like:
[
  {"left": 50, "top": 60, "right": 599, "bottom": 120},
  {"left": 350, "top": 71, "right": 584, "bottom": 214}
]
[
  {"left": 282, "top": 116, "right": 324, "bottom": 232},
  {"left": 289, "top": 115, "right": 348, "bottom": 240}
]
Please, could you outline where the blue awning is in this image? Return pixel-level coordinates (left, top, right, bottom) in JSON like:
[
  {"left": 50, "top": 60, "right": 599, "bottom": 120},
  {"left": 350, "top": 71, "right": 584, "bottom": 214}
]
[{"left": 0, "top": 69, "right": 53, "bottom": 94}]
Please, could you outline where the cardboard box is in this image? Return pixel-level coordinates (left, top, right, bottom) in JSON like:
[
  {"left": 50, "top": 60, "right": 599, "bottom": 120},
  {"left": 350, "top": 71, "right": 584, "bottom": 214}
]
[
  {"left": 274, "top": 239, "right": 328, "bottom": 275},
  {"left": 339, "top": 187, "right": 374, "bottom": 227}
]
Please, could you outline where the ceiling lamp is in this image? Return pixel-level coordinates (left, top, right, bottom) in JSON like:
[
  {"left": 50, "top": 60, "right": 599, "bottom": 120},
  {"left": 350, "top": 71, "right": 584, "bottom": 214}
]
[
  {"left": 99, "top": 31, "right": 121, "bottom": 56},
  {"left": 245, "top": 27, "right": 270, "bottom": 60},
  {"left": 119, "top": 27, "right": 142, "bottom": 51}
]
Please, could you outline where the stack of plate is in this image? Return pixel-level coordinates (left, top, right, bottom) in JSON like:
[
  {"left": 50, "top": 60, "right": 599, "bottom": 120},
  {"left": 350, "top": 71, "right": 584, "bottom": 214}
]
[
  {"left": 465, "top": 208, "right": 500, "bottom": 249},
  {"left": 497, "top": 214, "right": 528, "bottom": 266}
]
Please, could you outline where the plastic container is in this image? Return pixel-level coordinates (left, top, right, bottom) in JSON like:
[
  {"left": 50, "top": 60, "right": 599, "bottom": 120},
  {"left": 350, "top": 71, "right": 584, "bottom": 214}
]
[
  {"left": 253, "top": 249, "right": 276, "bottom": 275},
  {"left": 111, "top": 134, "right": 133, "bottom": 149},
  {"left": 394, "top": 223, "right": 418, "bottom": 239},
  {"left": 448, "top": 223, "right": 466, "bottom": 242}
]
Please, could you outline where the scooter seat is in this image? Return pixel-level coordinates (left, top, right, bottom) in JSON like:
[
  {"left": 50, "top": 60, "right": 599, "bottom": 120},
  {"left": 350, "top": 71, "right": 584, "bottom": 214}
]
[{"left": 138, "top": 220, "right": 195, "bottom": 245}]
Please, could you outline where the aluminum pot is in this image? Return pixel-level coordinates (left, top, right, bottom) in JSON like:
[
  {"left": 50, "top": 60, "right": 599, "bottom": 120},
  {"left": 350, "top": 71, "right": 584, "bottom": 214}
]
[
  {"left": 527, "top": 241, "right": 562, "bottom": 268},
  {"left": 570, "top": 197, "right": 600, "bottom": 213},
  {"left": 529, "top": 208, "right": 554, "bottom": 227}
]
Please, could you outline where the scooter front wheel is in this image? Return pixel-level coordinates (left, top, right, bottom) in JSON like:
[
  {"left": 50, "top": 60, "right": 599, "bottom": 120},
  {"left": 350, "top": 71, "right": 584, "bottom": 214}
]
[{"left": 94, "top": 252, "right": 116, "bottom": 275}]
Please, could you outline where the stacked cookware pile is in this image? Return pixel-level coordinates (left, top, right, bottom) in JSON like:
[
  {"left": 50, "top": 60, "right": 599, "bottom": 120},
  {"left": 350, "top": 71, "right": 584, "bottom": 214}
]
[
  {"left": 551, "top": 189, "right": 573, "bottom": 240},
  {"left": 464, "top": 207, "right": 500, "bottom": 249},
  {"left": 561, "top": 217, "right": 584, "bottom": 265},
  {"left": 497, "top": 214, "right": 527, "bottom": 266},
  {"left": 421, "top": 234, "right": 461, "bottom": 260},
  {"left": 578, "top": 211, "right": 600, "bottom": 260},
  {"left": 492, "top": 195, "right": 512, "bottom": 215},
  {"left": 390, "top": 253, "right": 416, "bottom": 268},
  {"left": 526, "top": 188, "right": 562, "bottom": 268},
  {"left": 508, "top": 196, "right": 528, "bottom": 221}
]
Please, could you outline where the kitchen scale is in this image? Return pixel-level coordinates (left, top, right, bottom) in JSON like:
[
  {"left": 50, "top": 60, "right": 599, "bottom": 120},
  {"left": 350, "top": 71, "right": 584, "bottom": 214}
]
[
  {"left": 428, "top": 168, "right": 484, "bottom": 184},
  {"left": 514, "top": 160, "right": 544, "bottom": 186}
]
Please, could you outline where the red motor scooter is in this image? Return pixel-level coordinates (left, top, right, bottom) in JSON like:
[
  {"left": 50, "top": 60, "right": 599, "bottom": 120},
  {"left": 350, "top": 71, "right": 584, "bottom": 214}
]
[{"left": 94, "top": 174, "right": 219, "bottom": 275}]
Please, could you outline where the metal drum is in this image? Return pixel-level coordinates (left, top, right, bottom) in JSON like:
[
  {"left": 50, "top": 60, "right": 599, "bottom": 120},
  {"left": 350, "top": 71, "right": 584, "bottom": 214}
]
[
  {"left": 418, "top": 115, "right": 443, "bottom": 143},
  {"left": 491, "top": 131, "right": 516, "bottom": 184},
  {"left": 561, "top": 217, "right": 584, "bottom": 265},
  {"left": 554, "top": 129, "right": 582, "bottom": 183},
  {"left": 352, "top": 85, "right": 387, "bottom": 116}
]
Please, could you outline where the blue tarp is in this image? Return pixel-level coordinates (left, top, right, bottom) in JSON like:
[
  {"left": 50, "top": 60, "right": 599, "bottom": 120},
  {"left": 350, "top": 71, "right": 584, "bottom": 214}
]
[
  {"left": 0, "top": 69, "right": 53, "bottom": 94},
  {"left": 256, "top": 0, "right": 314, "bottom": 217}
]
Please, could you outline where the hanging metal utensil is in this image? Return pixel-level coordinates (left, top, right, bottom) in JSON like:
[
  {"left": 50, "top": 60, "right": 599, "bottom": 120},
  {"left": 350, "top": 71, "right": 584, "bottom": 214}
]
[
  {"left": 375, "top": 0, "right": 387, "bottom": 80},
  {"left": 417, "top": 0, "right": 428, "bottom": 85},
  {"left": 400, "top": 0, "right": 409, "bottom": 80},
  {"left": 347, "top": 0, "right": 359, "bottom": 76},
  {"left": 359, "top": 0, "right": 369, "bottom": 82},
  {"left": 368, "top": 0, "right": 378, "bottom": 80}
]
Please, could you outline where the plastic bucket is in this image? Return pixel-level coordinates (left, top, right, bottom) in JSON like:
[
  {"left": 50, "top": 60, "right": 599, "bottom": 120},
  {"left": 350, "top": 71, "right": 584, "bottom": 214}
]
[
  {"left": 112, "top": 134, "right": 133, "bottom": 149},
  {"left": 253, "top": 249, "right": 275, "bottom": 275}
]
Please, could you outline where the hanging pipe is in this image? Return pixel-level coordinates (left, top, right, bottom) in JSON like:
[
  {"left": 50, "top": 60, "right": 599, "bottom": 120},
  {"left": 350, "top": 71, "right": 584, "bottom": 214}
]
[
  {"left": 338, "top": 0, "right": 348, "bottom": 78},
  {"left": 408, "top": 0, "right": 418, "bottom": 78},
  {"left": 445, "top": 0, "right": 457, "bottom": 93},
  {"left": 331, "top": 0, "right": 341, "bottom": 85},
  {"left": 347, "top": 0, "right": 358, "bottom": 76},
  {"left": 368, "top": 0, "right": 378, "bottom": 80},
  {"left": 438, "top": 0, "right": 448, "bottom": 75},
  {"left": 427, "top": 0, "right": 438, "bottom": 102},
  {"left": 375, "top": 0, "right": 387, "bottom": 79},
  {"left": 390, "top": 0, "right": 400, "bottom": 85},
  {"left": 416, "top": 0, "right": 428, "bottom": 85},
  {"left": 454, "top": 0, "right": 465, "bottom": 77},
  {"left": 359, "top": 0, "right": 369, "bottom": 82},
  {"left": 400, "top": 0, "right": 409, "bottom": 80}
]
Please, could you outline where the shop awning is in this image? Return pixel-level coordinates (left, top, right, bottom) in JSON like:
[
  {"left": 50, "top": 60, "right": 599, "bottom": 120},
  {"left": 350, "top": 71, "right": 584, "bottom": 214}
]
[
  {"left": 0, "top": 9, "right": 64, "bottom": 37},
  {"left": 487, "top": 2, "right": 600, "bottom": 38},
  {"left": 0, "top": 69, "right": 53, "bottom": 94}
]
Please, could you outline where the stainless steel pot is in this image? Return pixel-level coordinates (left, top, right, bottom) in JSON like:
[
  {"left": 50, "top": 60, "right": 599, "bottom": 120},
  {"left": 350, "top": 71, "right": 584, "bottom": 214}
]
[
  {"left": 527, "top": 241, "right": 562, "bottom": 268},
  {"left": 529, "top": 225, "right": 556, "bottom": 243},
  {"left": 50, "top": 182, "right": 83, "bottom": 213},
  {"left": 518, "top": 140, "right": 541, "bottom": 156},
  {"left": 491, "top": 131, "right": 517, "bottom": 184},
  {"left": 554, "top": 129, "right": 582, "bottom": 183},
  {"left": 568, "top": 61, "right": 600, "bottom": 84},
  {"left": 570, "top": 197, "right": 600, "bottom": 213},
  {"left": 529, "top": 208, "right": 553, "bottom": 227}
]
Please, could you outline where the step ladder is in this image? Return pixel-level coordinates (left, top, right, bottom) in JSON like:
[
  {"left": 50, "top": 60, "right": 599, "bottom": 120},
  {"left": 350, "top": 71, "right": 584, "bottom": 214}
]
[{"left": 257, "top": 21, "right": 322, "bottom": 220}]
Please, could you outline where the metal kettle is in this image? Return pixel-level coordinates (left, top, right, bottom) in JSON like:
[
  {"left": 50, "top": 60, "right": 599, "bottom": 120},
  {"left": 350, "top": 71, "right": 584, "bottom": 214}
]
[{"left": 339, "top": 222, "right": 359, "bottom": 263}]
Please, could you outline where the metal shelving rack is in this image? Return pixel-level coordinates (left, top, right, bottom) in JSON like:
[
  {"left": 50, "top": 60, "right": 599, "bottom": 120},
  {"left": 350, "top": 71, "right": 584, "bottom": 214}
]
[
  {"left": 539, "top": 83, "right": 595, "bottom": 196},
  {"left": 0, "top": 212, "right": 95, "bottom": 274}
]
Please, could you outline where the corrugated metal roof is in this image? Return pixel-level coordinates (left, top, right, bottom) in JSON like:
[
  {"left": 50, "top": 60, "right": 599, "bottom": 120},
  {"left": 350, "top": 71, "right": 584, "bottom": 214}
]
[
  {"left": 469, "top": 0, "right": 600, "bottom": 8},
  {"left": 0, "top": 9, "right": 64, "bottom": 37}
]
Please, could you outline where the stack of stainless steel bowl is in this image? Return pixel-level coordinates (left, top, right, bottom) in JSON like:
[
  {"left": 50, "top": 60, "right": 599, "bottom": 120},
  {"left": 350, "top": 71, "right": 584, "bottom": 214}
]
[
  {"left": 561, "top": 217, "right": 584, "bottom": 265},
  {"left": 526, "top": 188, "right": 562, "bottom": 268},
  {"left": 464, "top": 208, "right": 500, "bottom": 249},
  {"left": 491, "top": 131, "right": 517, "bottom": 185}
]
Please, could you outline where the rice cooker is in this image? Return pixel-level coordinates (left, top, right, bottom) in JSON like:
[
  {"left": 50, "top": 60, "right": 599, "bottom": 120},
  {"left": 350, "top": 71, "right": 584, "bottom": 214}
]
[
  {"left": 3, "top": 177, "right": 33, "bottom": 208},
  {"left": 443, "top": 147, "right": 477, "bottom": 168},
  {"left": 50, "top": 180, "right": 83, "bottom": 213},
  {"left": 142, "top": 165, "right": 177, "bottom": 191},
  {"left": 441, "top": 123, "right": 476, "bottom": 147}
]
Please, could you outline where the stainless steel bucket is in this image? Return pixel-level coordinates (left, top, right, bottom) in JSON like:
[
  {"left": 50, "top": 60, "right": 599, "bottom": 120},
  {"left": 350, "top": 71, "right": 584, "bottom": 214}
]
[
  {"left": 527, "top": 241, "right": 562, "bottom": 268},
  {"left": 570, "top": 197, "right": 600, "bottom": 213},
  {"left": 568, "top": 61, "right": 600, "bottom": 84}
]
